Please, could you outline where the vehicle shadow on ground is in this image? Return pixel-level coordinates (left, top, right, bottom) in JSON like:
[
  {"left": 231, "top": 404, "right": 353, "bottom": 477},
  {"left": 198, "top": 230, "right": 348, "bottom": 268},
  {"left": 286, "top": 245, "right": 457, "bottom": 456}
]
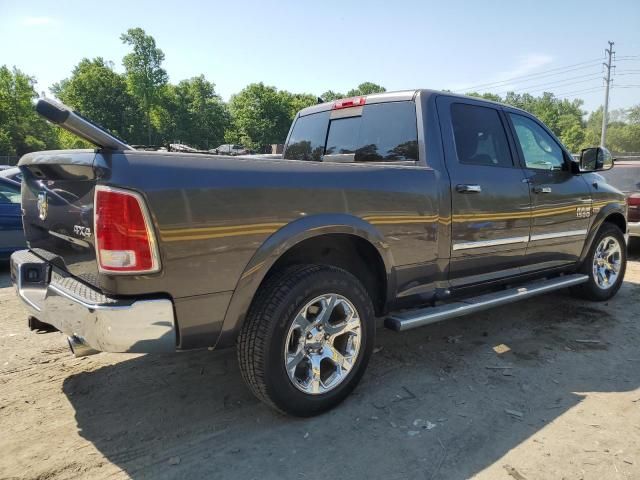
[{"left": 61, "top": 276, "right": 640, "bottom": 479}]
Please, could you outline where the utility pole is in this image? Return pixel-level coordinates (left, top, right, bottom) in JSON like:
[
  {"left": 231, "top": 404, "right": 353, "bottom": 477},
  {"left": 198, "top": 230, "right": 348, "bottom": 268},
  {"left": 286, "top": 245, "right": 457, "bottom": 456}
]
[{"left": 601, "top": 41, "right": 615, "bottom": 148}]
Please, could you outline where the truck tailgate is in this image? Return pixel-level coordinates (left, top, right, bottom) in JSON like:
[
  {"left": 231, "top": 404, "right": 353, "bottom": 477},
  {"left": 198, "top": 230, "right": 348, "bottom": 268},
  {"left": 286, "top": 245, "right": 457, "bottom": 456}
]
[{"left": 19, "top": 150, "right": 101, "bottom": 285}]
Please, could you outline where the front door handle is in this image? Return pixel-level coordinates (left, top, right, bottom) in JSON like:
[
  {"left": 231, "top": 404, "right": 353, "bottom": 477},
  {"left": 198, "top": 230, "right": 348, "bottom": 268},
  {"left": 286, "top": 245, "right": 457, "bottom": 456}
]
[
  {"left": 456, "top": 184, "right": 482, "bottom": 193},
  {"left": 533, "top": 186, "right": 552, "bottom": 194}
]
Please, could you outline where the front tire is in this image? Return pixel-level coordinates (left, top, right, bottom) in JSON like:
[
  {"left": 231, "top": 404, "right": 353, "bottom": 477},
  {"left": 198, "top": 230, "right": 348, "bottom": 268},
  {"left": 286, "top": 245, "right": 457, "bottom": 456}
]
[
  {"left": 571, "top": 223, "right": 626, "bottom": 301},
  {"left": 237, "top": 264, "right": 375, "bottom": 416}
]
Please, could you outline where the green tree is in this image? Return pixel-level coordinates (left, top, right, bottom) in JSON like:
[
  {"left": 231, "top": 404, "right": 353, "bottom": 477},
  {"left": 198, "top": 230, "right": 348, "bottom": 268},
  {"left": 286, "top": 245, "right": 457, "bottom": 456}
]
[
  {"left": 607, "top": 123, "right": 640, "bottom": 152},
  {"left": 589, "top": 105, "right": 640, "bottom": 152},
  {"left": 627, "top": 105, "right": 640, "bottom": 125},
  {"left": 121, "top": 28, "right": 168, "bottom": 144},
  {"left": 51, "top": 57, "right": 142, "bottom": 142},
  {"left": 166, "top": 75, "right": 230, "bottom": 149},
  {"left": 0, "top": 66, "right": 58, "bottom": 156},
  {"left": 347, "top": 82, "right": 386, "bottom": 96},
  {"left": 321, "top": 82, "right": 387, "bottom": 102},
  {"left": 227, "top": 83, "right": 293, "bottom": 150},
  {"left": 279, "top": 91, "right": 318, "bottom": 119},
  {"left": 320, "top": 90, "right": 343, "bottom": 102}
]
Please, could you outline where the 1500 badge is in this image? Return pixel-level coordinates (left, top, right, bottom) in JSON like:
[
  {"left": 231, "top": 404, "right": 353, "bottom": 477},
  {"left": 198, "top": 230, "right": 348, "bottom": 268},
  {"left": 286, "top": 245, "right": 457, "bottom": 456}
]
[
  {"left": 576, "top": 206, "right": 592, "bottom": 218},
  {"left": 74, "top": 225, "right": 92, "bottom": 238}
]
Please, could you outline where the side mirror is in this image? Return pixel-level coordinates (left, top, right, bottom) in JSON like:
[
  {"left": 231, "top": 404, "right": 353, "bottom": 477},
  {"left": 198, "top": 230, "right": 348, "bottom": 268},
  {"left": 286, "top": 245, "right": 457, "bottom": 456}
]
[{"left": 579, "top": 147, "right": 614, "bottom": 172}]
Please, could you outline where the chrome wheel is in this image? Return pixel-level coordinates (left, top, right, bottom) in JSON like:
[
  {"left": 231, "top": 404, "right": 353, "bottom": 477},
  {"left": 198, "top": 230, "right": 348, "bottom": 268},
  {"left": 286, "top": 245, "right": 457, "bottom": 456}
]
[
  {"left": 592, "top": 235, "right": 622, "bottom": 290},
  {"left": 284, "top": 293, "right": 362, "bottom": 395}
]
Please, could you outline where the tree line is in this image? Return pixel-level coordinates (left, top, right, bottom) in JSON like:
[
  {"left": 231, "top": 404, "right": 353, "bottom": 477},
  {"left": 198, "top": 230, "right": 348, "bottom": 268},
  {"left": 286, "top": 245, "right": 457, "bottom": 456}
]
[{"left": 1, "top": 27, "right": 639, "bottom": 158}]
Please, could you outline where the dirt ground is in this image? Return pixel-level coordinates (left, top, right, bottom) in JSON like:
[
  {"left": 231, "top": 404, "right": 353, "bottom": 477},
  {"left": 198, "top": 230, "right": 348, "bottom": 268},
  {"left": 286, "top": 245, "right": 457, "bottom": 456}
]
[{"left": 1, "top": 255, "right": 639, "bottom": 480}]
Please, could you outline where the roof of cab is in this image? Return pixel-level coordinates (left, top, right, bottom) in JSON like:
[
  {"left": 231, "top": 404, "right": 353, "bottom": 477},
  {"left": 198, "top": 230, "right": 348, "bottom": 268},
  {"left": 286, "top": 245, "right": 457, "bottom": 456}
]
[
  {"left": 298, "top": 90, "right": 419, "bottom": 117},
  {"left": 297, "top": 88, "right": 523, "bottom": 117}
]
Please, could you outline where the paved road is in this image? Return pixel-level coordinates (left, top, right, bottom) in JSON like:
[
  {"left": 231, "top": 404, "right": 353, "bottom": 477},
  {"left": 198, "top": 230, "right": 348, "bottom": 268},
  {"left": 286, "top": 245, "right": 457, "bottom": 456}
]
[{"left": 1, "top": 255, "right": 639, "bottom": 479}]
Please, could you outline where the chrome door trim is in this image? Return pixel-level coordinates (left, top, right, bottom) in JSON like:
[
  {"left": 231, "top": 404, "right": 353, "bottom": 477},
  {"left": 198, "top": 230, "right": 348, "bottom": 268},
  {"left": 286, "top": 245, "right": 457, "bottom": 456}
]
[
  {"left": 453, "top": 229, "right": 589, "bottom": 251},
  {"left": 530, "top": 229, "right": 587, "bottom": 241},
  {"left": 452, "top": 236, "right": 529, "bottom": 251}
]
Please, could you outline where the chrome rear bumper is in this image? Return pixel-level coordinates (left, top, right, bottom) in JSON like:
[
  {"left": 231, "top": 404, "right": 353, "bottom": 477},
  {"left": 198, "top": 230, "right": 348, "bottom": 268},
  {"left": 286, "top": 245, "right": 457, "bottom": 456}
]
[
  {"left": 628, "top": 221, "right": 640, "bottom": 238},
  {"left": 10, "top": 250, "right": 176, "bottom": 354}
]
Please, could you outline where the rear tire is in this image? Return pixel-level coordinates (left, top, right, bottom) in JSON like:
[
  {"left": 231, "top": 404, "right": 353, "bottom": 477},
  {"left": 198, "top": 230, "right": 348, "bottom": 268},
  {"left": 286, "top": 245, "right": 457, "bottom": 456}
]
[
  {"left": 237, "top": 264, "right": 375, "bottom": 416},
  {"left": 571, "top": 223, "right": 626, "bottom": 301}
]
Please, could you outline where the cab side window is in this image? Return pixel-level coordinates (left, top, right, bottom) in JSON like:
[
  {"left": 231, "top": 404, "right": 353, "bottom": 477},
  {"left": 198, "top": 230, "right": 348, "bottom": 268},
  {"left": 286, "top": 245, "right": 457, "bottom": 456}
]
[
  {"left": 284, "top": 111, "right": 330, "bottom": 161},
  {"left": 509, "top": 113, "right": 565, "bottom": 170},
  {"left": 450, "top": 103, "right": 513, "bottom": 167}
]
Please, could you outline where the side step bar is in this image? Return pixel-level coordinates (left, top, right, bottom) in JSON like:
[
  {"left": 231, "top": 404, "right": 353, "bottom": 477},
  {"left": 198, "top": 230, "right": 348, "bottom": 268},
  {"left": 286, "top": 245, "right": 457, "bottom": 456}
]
[{"left": 385, "top": 274, "right": 588, "bottom": 332}]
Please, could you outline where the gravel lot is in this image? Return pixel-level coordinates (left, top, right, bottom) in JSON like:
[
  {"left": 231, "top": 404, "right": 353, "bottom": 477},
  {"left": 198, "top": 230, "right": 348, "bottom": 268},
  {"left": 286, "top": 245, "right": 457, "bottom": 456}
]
[{"left": 1, "top": 254, "right": 639, "bottom": 480}]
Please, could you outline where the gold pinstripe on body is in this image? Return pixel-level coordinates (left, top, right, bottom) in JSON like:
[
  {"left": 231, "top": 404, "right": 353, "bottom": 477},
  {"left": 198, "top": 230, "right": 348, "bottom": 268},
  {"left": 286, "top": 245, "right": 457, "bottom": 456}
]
[{"left": 159, "top": 201, "right": 614, "bottom": 242}]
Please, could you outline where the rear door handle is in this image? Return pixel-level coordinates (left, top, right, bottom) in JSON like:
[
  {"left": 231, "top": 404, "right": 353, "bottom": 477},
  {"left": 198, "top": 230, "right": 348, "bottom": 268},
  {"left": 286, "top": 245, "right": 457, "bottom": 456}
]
[
  {"left": 456, "top": 184, "right": 482, "bottom": 193},
  {"left": 533, "top": 186, "right": 552, "bottom": 194}
]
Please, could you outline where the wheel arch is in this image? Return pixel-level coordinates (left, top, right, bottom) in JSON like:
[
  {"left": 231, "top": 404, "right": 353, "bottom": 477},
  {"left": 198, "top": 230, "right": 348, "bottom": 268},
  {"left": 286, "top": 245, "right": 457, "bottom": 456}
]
[
  {"left": 216, "top": 214, "right": 395, "bottom": 348},
  {"left": 579, "top": 203, "right": 627, "bottom": 264}
]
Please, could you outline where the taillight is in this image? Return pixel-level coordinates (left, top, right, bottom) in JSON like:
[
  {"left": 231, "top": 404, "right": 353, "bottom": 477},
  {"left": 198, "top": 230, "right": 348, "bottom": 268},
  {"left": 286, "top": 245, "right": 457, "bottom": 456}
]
[
  {"left": 627, "top": 194, "right": 640, "bottom": 207},
  {"left": 94, "top": 186, "right": 160, "bottom": 274},
  {"left": 333, "top": 96, "right": 366, "bottom": 110}
]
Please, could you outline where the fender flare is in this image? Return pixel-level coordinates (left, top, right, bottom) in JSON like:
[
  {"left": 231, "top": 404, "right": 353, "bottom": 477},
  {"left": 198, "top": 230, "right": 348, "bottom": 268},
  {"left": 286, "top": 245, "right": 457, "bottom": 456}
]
[
  {"left": 215, "top": 213, "right": 394, "bottom": 348},
  {"left": 579, "top": 202, "right": 627, "bottom": 264}
]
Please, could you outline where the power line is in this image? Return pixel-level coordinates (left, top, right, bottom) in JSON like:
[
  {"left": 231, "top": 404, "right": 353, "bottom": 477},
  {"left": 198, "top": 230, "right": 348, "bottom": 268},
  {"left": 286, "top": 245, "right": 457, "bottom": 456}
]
[
  {"left": 454, "top": 58, "right": 603, "bottom": 92},
  {"left": 457, "top": 63, "right": 603, "bottom": 91},
  {"left": 493, "top": 74, "right": 603, "bottom": 95},
  {"left": 554, "top": 86, "right": 604, "bottom": 97}
]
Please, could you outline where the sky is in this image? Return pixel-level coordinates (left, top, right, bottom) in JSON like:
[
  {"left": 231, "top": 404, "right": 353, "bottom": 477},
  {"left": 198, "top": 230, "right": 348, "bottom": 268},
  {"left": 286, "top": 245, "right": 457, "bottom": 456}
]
[{"left": 1, "top": 0, "right": 639, "bottom": 115}]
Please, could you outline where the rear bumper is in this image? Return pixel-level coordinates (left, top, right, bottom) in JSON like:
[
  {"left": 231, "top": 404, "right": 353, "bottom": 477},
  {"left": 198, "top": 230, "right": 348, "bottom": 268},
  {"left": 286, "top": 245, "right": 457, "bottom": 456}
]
[
  {"left": 10, "top": 250, "right": 176, "bottom": 353},
  {"left": 628, "top": 221, "right": 640, "bottom": 237}
]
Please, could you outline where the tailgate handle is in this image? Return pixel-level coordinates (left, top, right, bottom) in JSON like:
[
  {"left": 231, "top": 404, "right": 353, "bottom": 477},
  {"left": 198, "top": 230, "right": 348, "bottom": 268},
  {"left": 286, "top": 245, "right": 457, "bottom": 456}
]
[{"left": 456, "top": 184, "right": 482, "bottom": 193}]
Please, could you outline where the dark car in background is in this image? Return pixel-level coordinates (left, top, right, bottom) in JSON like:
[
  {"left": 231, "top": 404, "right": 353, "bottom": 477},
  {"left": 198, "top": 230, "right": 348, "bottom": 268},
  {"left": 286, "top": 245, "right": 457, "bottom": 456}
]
[
  {"left": 0, "top": 176, "right": 26, "bottom": 260},
  {"left": 600, "top": 160, "right": 640, "bottom": 247}
]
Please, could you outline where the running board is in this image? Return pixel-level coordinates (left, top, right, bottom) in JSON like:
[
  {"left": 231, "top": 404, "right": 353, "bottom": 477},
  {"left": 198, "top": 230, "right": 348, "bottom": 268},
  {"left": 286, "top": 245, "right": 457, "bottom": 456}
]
[{"left": 385, "top": 274, "right": 588, "bottom": 332}]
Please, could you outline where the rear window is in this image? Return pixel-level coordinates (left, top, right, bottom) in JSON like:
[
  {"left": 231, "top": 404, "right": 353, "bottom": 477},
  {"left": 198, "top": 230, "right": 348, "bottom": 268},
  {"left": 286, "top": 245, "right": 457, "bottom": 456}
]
[{"left": 284, "top": 101, "right": 418, "bottom": 163}]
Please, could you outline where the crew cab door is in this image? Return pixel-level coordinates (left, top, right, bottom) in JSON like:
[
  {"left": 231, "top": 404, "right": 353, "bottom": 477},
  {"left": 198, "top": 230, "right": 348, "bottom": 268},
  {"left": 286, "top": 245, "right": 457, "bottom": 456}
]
[
  {"left": 436, "top": 97, "right": 532, "bottom": 286},
  {"left": 506, "top": 111, "right": 591, "bottom": 269}
]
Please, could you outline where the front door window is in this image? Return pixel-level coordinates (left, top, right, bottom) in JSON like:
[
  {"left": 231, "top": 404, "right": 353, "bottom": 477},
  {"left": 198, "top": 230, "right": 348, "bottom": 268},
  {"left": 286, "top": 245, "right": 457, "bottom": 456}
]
[{"left": 509, "top": 114, "right": 565, "bottom": 171}]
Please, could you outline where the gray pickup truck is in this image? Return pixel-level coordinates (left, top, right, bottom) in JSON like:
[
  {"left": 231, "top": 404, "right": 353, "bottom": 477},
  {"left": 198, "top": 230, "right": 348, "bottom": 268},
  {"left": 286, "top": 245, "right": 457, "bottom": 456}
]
[{"left": 11, "top": 91, "right": 627, "bottom": 416}]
